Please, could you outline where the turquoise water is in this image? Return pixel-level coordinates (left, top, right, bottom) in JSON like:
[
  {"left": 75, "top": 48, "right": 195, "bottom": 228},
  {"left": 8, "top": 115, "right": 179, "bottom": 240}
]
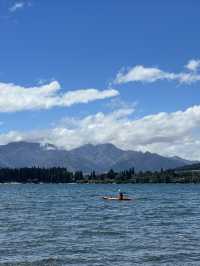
[{"left": 0, "top": 184, "right": 200, "bottom": 265}]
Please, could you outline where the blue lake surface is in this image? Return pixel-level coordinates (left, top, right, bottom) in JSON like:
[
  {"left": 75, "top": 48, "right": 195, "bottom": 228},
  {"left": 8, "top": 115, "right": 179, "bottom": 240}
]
[{"left": 0, "top": 184, "right": 200, "bottom": 265}]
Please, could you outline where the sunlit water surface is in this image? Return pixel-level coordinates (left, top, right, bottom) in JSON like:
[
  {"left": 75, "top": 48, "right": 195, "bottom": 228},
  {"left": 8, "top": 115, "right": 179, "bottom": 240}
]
[{"left": 0, "top": 184, "right": 200, "bottom": 265}]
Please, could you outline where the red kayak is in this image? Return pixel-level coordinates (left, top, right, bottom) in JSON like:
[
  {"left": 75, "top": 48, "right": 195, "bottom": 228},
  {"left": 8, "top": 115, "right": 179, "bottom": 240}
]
[{"left": 102, "top": 196, "right": 132, "bottom": 201}]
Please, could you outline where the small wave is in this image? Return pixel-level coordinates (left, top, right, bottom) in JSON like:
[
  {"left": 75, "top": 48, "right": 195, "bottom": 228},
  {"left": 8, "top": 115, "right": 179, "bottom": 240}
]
[{"left": 0, "top": 257, "right": 64, "bottom": 266}]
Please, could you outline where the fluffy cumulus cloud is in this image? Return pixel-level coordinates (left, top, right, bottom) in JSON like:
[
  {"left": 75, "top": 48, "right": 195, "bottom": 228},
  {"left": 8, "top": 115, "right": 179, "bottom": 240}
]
[
  {"left": 1, "top": 105, "right": 200, "bottom": 160},
  {"left": 185, "top": 59, "right": 200, "bottom": 71},
  {"left": 0, "top": 81, "right": 119, "bottom": 112},
  {"left": 115, "top": 59, "right": 200, "bottom": 84}
]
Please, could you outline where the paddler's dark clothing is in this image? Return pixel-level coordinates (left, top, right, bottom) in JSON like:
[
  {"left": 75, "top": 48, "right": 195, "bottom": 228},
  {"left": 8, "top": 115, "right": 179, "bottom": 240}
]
[{"left": 119, "top": 192, "right": 123, "bottom": 200}]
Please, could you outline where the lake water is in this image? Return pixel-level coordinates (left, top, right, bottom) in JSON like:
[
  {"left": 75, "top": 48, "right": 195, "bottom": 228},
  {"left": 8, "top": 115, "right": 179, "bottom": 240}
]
[{"left": 0, "top": 184, "right": 200, "bottom": 265}]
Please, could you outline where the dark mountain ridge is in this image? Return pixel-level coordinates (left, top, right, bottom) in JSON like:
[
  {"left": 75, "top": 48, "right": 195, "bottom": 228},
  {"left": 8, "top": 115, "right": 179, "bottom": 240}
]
[{"left": 0, "top": 141, "right": 196, "bottom": 172}]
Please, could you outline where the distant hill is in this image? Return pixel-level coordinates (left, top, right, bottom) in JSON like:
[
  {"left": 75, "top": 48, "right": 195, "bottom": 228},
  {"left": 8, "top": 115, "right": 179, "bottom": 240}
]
[
  {"left": 175, "top": 163, "right": 200, "bottom": 172},
  {"left": 0, "top": 141, "right": 196, "bottom": 172}
]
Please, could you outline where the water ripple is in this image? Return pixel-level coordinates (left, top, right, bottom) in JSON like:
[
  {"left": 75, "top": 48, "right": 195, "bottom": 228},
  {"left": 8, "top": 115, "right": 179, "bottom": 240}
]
[{"left": 0, "top": 184, "right": 200, "bottom": 265}]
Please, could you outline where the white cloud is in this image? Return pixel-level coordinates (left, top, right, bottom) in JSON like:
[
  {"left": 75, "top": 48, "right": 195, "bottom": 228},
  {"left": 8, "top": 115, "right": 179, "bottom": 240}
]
[
  {"left": 115, "top": 65, "right": 175, "bottom": 83},
  {"left": 0, "top": 81, "right": 119, "bottom": 112},
  {"left": 185, "top": 59, "right": 200, "bottom": 72},
  {"left": 106, "top": 97, "right": 138, "bottom": 111},
  {"left": 115, "top": 59, "right": 200, "bottom": 85},
  {"left": 9, "top": 2, "right": 25, "bottom": 12},
  {"left": 1, "top": 105, "right": 200, "bottom": 160}
]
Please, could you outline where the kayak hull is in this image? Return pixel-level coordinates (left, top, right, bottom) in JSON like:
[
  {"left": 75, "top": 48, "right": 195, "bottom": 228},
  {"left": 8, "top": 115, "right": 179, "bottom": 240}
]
[{"left": 102, "top": 196, "right": 132, "bottom": 201}]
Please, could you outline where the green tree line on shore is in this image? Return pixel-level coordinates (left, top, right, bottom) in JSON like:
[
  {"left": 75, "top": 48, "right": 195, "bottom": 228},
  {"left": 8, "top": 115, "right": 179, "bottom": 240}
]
[{"left": 0, "top": 167, "right": 199, "bottom": 183}]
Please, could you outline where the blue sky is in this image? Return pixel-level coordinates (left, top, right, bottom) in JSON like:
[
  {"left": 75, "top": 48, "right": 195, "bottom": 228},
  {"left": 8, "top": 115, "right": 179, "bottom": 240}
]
[{"left": 0, "top": 0, "right": 200, "bottom": 159}]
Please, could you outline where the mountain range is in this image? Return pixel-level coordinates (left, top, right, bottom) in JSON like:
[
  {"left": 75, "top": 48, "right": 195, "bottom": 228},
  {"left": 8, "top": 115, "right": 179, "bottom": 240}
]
[{"left": 0, "top": 141, "right": 196, "bottom": 172}]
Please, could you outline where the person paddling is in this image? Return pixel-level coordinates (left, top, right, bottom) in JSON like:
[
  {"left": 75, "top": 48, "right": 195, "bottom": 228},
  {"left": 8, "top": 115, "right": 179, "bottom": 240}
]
[{"left": 118, "top": 189, "right": 124, "bottom": 200}]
